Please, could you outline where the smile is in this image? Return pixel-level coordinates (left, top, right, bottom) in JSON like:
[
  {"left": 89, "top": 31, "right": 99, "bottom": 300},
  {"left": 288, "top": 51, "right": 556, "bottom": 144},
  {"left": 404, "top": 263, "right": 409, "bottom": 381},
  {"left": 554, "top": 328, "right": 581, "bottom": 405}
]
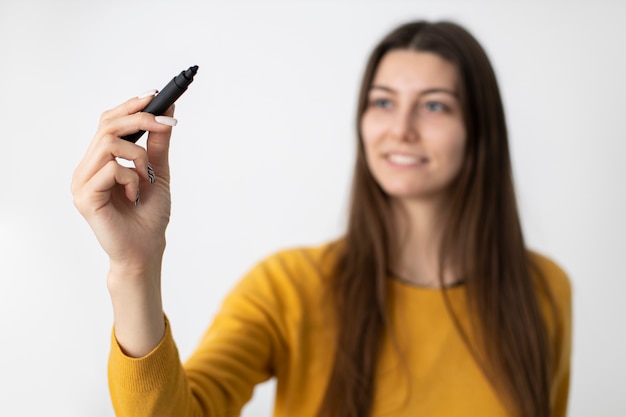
[{"left": 386, "top": 153, "right": 429, "bottom": 166}]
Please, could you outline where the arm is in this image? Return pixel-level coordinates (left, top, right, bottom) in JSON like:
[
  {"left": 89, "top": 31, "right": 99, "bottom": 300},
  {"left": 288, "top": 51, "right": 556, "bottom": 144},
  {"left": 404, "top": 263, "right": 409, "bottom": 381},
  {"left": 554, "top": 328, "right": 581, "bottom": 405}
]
[
  {"left": 72, "top": 93, "right": 175, "bottom": 357},
  {"left": 72, "top": 95, "right": 195, "bottom": 415},
  {"left": 72, "top": 104, "right": 283, "bottom": 415},
  {"left": 107, "top": 261, "right": 287, "bottom": 417},
  {"left": 531, "top": 253, "right": 573, "bottom": 417},
  {"left": 551, "top": 274, "right": 572, "bottom": 417}
]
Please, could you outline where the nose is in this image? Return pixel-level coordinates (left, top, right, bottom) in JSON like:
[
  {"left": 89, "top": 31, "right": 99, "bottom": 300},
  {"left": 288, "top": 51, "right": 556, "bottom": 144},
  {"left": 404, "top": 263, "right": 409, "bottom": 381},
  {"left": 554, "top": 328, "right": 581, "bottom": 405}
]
[{"left": 389, "top": 105, "right": 418, "bottom": 142}]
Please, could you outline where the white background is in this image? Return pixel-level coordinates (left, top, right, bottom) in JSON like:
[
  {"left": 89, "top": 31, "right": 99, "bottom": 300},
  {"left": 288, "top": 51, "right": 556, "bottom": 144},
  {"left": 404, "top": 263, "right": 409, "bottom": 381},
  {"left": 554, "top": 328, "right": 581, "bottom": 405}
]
[{"left": 1, "top": 0, "right": 624, "bottom": 416}]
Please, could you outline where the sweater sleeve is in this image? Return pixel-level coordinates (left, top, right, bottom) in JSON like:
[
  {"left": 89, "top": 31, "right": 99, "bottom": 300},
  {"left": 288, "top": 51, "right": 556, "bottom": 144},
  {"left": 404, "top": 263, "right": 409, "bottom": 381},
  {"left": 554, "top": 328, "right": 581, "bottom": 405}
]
[
  {"left": 108, "top": 257, "right": 290, "bottom": 417},
  {"left": 109, "top": 317, "right": 203, "bottom": 417}
]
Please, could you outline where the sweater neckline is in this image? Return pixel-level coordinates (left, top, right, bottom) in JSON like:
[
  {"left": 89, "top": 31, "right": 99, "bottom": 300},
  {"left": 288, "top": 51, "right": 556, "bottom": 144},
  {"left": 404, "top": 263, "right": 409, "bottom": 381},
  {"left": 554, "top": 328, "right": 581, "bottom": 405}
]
[{"left": 388, "top": 275, "right": 467, "bottom": 292}]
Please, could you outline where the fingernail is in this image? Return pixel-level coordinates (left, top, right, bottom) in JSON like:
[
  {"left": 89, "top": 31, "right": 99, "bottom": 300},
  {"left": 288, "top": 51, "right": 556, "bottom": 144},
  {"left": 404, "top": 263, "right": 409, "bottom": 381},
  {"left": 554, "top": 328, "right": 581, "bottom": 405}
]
[
  {"left": 135, "top": 190, "right": 141, "bottom": 206},
  {"left": 155, "top": 115, "right": 178, "bottom": 126},
  {"left": 147, "top": 163, "right": 156, "bottom": 184},
  {"left": 138, "top": 89, "right": 158, "bottom": 99}
]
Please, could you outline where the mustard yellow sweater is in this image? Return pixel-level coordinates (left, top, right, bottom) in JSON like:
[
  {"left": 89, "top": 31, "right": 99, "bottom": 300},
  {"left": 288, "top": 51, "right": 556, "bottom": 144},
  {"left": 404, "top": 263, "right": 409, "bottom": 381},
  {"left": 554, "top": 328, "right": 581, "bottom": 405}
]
[{"left": 109, "top": 243, "right": 571, "bottom": 417}]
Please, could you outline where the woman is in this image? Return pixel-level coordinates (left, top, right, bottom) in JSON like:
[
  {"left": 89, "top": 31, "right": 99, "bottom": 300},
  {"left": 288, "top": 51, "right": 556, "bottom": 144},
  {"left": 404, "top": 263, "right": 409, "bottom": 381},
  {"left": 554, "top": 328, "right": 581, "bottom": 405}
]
[{"left": 72, "top": 21, "right": 571, "bottom": 417}]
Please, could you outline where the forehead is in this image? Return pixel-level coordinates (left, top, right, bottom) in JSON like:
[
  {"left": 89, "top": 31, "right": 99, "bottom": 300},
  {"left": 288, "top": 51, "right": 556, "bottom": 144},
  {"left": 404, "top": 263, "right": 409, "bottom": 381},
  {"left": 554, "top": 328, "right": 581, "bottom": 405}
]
[{"left": 372, "top": 50, "right": 459, "bottom": 92}]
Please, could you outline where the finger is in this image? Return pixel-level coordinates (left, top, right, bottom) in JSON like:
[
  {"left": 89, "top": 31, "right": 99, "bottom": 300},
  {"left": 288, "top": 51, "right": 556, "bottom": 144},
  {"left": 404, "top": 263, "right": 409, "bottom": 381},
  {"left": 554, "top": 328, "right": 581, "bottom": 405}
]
[
  {"left": 146, "top": 105, "right": 177, "bottom": 180},
  {"left": 99, "top": 111, "right": 176, "bottom": 139},
  {"left": 99, "top": 90, "right": 158, "bottom": 122},
  {"left": 73, "top": 134, "right": 151, "bottom": 192},
  {"left": 75, "top": 107, "right": 177, "bottom": 193},
  {"left": 74, "top": 160, "right": 140, "bottom": 215}
]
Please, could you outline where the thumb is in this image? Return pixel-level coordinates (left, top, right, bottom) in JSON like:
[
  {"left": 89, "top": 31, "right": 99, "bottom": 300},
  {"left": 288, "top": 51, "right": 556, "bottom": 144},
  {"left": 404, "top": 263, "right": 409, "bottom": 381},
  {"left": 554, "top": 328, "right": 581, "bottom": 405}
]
[{"left": 146, "top": 105, "right": 176, "bottom": 181}]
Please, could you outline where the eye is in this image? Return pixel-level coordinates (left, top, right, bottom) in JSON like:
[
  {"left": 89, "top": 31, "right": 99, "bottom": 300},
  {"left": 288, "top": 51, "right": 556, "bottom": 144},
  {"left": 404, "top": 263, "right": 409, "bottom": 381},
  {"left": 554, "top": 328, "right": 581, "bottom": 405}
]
[
  {"left": 369, "top": 98, "right": 393, "bottom": 109},
  {"left": 424, "top": 101, "right": 448, "bottom": 112}
]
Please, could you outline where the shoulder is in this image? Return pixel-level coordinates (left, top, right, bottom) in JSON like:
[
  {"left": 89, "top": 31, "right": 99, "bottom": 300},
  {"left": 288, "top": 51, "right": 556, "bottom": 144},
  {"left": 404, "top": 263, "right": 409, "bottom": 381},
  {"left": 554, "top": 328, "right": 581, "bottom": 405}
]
[
  {"left": 259, "top": 239, "right": 342, "bottom": 278},
  {"left": 218, "top": 241, "right": 341, "bottom": 334},
  {"left": 229, "top": 240, "right": 342, "bottom": 300},
  {"left": 526, "top": 250, "right": 573, "bottom": 352},
  {"left": 527, "top": 250, "right": 572, "bottom": 306},
  {"left": 527, "top": 251, "right": 573, "bottom": 399}
]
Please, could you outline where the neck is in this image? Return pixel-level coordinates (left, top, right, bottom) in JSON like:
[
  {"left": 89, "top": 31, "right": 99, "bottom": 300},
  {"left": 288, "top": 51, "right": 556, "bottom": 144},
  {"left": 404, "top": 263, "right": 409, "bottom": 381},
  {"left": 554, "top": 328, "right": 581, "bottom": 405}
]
[{"left": 390, "top": 197, "right": 459, "bottom": 288}]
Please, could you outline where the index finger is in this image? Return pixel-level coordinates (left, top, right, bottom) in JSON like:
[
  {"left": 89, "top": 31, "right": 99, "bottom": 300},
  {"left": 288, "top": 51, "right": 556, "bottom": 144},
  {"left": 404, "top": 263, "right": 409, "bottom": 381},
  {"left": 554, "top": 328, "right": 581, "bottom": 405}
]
[{"left": 100, "top": 90, "right": 158, "bottom": 122}]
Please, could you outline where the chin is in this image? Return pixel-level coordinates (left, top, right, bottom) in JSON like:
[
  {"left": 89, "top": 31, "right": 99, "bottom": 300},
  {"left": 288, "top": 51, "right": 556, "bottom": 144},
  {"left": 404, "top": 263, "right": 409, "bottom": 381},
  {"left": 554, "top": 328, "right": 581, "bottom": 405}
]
[
  {"left": 378, "top": 181, "right": 449, "bottom": 202},
  {"left": 382, "top": 187, "right": 436, "bottom": 201}
]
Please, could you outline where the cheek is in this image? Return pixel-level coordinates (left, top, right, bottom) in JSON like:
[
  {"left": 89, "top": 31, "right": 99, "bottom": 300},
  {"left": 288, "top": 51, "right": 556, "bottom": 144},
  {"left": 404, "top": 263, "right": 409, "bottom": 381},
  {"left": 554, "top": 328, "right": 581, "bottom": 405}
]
[
  {"left": 424, "top": 122, "right": 466, "bottom": 167},
  {"left": 360, "top": 111, "right": 387, "bottom": 147},
  {"left": 446, "top": 127, "right": 467, "bottom": 173},
  {"left": 360, "top": 113, "right": 379, "bottom": 165}
]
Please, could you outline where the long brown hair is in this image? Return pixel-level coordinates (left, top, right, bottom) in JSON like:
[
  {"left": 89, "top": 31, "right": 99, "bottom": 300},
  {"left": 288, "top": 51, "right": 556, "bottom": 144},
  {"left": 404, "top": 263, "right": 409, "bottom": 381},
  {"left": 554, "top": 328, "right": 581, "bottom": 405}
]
[{"left": 319, "top": 21, "right": 555, "bottom": 417}]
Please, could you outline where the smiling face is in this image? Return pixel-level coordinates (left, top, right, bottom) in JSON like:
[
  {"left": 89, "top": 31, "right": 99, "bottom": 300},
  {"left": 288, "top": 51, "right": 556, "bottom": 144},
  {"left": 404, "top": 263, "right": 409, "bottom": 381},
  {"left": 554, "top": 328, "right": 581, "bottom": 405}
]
[{"left": 360, "top": 50, "right": 466, "bottom": 205}]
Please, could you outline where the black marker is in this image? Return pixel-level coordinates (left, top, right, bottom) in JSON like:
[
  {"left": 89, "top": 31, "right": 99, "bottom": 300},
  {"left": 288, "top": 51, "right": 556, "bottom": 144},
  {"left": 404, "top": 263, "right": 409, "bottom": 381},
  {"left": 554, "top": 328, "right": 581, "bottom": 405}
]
[{"left": 122, "top": 65, "right": 199, "bottom": 143}]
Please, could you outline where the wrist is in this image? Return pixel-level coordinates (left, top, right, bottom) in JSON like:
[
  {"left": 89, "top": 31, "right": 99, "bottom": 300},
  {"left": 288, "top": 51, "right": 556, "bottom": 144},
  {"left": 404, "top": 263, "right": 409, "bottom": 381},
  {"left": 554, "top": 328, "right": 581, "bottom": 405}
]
[
  {"left": 107, "top": 263, "right": 165, "bottom": 358},
  {"left": 107, "top": 252, "right": 163, "bottom": 287}
]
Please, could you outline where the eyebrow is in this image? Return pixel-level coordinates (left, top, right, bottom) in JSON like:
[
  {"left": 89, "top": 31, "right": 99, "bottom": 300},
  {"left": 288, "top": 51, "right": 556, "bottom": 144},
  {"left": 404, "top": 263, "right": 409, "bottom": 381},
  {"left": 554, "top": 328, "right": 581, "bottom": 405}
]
[{"left": 369, "top": 85, "right": 458, "bottom": 97}]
